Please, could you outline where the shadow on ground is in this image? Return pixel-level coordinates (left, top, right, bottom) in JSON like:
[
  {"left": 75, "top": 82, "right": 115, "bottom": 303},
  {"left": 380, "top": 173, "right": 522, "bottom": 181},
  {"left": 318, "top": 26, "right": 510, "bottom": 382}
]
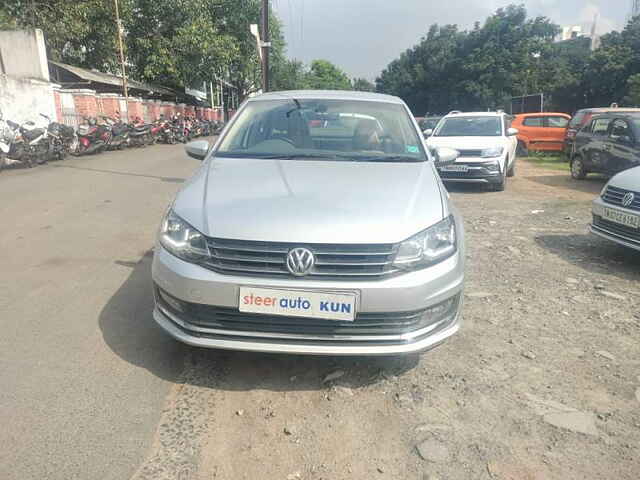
[
  {"left": 100, "top": 251, "right": 418, "bottom": 392},
  {"left": 535, "top": 233, "right": 640, "bottom": 280},
  {"left": 525, "top": 174, "right": 607, "bottom": 195}
]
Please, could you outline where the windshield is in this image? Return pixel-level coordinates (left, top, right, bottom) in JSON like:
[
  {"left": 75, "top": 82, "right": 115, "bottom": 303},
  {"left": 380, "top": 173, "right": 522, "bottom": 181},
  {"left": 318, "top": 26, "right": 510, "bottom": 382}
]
[
  {"left": 216, "top": 98, "right": 427, "bottom": 162},
  {"left": 434, "top": 116, "right": 503, "bottom": 137}
]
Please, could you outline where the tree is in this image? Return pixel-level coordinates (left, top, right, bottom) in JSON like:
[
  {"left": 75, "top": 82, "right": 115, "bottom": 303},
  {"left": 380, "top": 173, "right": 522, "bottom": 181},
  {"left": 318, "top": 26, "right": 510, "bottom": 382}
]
[
  {"left": 271, "top": 59, "right": 306, "bottom": 91},
  {"left": 304, "top": 60, "right": 351, "bottom": 90},
  {"left": 0, "top": 0, "right": 127, "bottom": 73},
  {"left": 626, "top": 74, "right": 640, "bottom": 106},
  {"left": 352, "top": 78, "right": 375, "bottom": 92}
]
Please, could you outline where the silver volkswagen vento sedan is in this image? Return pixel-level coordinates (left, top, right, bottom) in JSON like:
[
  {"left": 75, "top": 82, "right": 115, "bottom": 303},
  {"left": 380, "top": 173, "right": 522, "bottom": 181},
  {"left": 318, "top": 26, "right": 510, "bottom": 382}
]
[{"left": 152, "top": 90, "right": 465, "bottom": 355}]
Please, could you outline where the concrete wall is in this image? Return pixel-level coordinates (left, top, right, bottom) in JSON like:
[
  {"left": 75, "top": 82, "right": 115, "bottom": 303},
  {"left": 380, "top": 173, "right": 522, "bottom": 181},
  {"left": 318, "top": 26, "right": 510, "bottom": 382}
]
[
  {"left": 0, "top": 29, "right": 49, "bottom": 81},
  {"left": 0, "top": 74, "right": 57, "bottom": 125}
]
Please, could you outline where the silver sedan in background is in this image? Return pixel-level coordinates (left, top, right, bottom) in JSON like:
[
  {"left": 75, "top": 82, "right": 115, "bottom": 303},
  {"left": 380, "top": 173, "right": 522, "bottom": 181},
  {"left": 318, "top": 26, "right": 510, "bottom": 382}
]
[{"left": 152, "top": 90, "right": 465, "bottom": 355}]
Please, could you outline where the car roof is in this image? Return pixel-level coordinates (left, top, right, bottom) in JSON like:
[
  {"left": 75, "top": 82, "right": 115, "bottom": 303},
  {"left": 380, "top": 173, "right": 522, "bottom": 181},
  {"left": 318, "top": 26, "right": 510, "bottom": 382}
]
[
  {"left": 443, "top": 111, "right": 504, "bottom": 118},
  {"left": 591, "top": 112, "right": 640, "bottom": 120},
  {"left": 515, "top": 112, "right": 570, "bottom": 117},
  {"left": 577, "top": 107, "right": 640, "bottom": 113},
  {"left": 250, "top": 90, "right": 404, "bottom": 104}
]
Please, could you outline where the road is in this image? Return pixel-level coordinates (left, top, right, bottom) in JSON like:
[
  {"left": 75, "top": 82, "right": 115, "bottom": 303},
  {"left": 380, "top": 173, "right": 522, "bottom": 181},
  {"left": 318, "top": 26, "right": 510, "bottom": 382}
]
[{"left": 1, "top": 147, "right": 639, "bottom": 480}]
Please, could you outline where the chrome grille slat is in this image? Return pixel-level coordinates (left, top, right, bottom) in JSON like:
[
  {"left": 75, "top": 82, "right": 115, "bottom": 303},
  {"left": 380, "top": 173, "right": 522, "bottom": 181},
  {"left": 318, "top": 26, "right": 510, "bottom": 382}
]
[
  {"left": 203, "top": 237, "right": 399, "bottom": 279},
  {"left": 602, "top": 186, "right": 640, "bottom": 211}
]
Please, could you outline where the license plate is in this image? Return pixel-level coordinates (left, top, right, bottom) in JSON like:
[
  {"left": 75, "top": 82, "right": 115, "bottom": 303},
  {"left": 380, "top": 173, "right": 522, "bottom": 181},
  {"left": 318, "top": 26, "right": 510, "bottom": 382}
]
[
  {"left": 439, "top": 164, "right": 469, "bottom": 172},
  {"left": 603, "top": 207, "right": 640, "bottom": 229},
  {"left": 239, "top": 286, "right": 357, "bottom": 321}
]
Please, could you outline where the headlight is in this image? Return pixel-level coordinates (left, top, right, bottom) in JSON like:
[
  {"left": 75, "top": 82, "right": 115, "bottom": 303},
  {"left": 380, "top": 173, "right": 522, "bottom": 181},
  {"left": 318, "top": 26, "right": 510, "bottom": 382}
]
[
  {"left": 393, "top": 216, "right": 457, "bottom": 270},
  {"left": 481, "top": 147, "right": 504, "bottom": 158},
  {"left": 159, "top": 209, "right": 210, "bottom": 263}
]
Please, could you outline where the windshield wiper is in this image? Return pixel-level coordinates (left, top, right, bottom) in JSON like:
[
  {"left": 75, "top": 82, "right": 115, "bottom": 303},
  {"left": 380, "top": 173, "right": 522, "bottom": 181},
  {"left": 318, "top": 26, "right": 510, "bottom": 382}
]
[{"left": 346, "top": 155, "right": 423, "bottom": 163}]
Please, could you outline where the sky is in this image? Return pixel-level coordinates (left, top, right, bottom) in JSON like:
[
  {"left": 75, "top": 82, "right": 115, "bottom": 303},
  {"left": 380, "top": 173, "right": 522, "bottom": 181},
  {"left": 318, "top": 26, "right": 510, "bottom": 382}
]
[{"left": 272, "top": 0, "right": 632, "bottom": 80}]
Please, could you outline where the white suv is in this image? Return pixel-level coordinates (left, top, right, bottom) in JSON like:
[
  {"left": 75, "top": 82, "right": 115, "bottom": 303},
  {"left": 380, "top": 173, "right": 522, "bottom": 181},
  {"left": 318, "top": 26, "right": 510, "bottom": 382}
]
[{"left": 425, "top": 111, "right": 518, "bottom": 191}]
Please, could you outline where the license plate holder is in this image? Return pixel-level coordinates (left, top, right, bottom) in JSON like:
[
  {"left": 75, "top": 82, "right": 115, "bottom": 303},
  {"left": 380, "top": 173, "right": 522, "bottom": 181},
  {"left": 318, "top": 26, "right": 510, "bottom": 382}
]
[
  {"left": 439, "top": 164, "right": 469, "bottom": 172},
  {"left": 603, "top": 207, "right": 640, "bottom": 229},
  {"left": 239, "top": 286, "right": 358, "bottom": 321}
]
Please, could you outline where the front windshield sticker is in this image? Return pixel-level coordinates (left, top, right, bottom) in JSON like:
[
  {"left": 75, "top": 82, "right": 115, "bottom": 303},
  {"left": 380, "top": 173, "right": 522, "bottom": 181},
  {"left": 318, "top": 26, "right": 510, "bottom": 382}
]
[{"left": 406, "top": 145, "right": 419, "bottom": 153}]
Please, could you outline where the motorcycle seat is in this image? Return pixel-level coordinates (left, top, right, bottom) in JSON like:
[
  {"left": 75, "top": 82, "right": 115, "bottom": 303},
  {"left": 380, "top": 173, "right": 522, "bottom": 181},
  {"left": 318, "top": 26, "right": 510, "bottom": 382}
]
[{"left": 22, "top": 128, "right": 45, "bottom": 140}]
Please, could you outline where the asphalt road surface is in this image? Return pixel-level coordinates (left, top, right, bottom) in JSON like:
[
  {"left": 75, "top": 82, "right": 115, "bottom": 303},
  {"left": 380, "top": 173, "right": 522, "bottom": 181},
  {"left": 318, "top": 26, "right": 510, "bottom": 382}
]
[
  {"left": 2, "top": 147, "right": 639, "bottom": 480},
  {"left": 0, "top": 143, "right": 197, "bottom": 479}
]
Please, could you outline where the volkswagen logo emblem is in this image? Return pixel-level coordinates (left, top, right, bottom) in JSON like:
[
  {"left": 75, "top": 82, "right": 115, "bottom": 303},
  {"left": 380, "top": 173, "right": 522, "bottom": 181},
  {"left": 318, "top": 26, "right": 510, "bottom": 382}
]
[
  {"left": 286, "top": 247, "right": 315, "bottom": 276},
  {"left": 621, "top": 192, "right": 635, "bottom": 208}
]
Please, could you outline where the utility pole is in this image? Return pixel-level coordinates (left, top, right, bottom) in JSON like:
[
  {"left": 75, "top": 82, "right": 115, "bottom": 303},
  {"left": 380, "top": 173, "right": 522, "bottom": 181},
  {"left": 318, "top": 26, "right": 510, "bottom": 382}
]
[
  {"left": 261, "top": 0, "right": 270, "bottom": 92},
  {"left": 114, "top": 0, "right": 128, "bottom": 99}
]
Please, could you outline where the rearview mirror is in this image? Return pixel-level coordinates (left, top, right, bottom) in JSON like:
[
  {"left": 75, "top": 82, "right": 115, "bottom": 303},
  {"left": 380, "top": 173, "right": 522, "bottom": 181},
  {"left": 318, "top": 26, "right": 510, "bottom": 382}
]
[
  {"left": 423, "top": 129, "right": 434, "bottom": 138},
  {"left": 434, "top": 147, "right": 459, "bottom": 166},
  {"left": 507, "top": 127, "right": 519, "bottom": 136},
  {"left": 185, "top": 140, "right": 209, "bottom": 161}
]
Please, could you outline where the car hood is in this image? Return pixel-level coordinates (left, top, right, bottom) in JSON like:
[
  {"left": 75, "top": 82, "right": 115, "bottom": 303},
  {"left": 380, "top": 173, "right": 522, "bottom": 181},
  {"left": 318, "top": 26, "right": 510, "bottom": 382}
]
[
  {"left": 172, "top": 157, "right": 445, "bottom": 244},
  {"left": 609, "top": 165, "right": 640, "bottom": 191},
  {"left": 427, "top": 136, "right": 507, "bottom": 150}
]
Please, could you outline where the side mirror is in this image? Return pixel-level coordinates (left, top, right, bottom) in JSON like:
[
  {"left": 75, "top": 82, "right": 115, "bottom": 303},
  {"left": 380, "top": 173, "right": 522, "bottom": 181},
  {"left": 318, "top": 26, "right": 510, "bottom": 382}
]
[
  {"left": 507, "top": 127, "right": 519, "bottom": 136},
  {"left": 185, "top": 140, "right": 209, "bottom": 160},
  {"left": 423, "top": 129, "right": 434, "bottom": 138},
  {"left": 434, "top": 147, "right": 459, "bottom": 166}
]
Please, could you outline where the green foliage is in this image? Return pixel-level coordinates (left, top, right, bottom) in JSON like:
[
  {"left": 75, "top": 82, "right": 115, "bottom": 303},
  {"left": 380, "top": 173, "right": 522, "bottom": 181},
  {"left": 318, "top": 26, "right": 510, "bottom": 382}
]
[
  {"left": 271, "top": 59, "right": 306, "bottom": 91},
  {"left": 0, "top": 0, "right": 124, "bottom": 72},
  {"left": 376, "top": 5, "right": 640, "bottom": 115},
  {"left": 352, "top": 77, "right": 375, "bottom": 92},
  {"left": 377, "top": 5, "right": 562, "bottom": 114},
  {"left": 626, "top": 74, "right": 640, "bottom": 106},
  {"left": 304, "top": 60, "right": 351, "bottom": 90}
]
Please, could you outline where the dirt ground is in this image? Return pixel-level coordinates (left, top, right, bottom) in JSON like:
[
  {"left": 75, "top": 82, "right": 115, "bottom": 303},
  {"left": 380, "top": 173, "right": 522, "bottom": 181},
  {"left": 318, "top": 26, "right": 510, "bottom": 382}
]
[{"left": 133, "top": 159, "right": 640, "bottom": 480}]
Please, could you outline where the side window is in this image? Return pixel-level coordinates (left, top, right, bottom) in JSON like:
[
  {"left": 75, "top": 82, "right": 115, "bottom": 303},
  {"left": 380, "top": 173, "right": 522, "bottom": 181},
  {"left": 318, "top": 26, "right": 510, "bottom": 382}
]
[
  {"left": 547, "top": 116, "right": 569, "bottom": 128},
  {"left": 609, "top": 119, "right": 631, "bottom": 140},
  {"left": 523, "top": 117, "right": 543, "bottom": 127},
  {"left": 592, "top": 118, "right": 611, "bottom": 136}
]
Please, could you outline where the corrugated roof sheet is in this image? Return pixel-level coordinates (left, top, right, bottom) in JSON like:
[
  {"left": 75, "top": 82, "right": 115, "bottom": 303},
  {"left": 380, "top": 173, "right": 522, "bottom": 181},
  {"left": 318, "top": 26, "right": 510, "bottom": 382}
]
[{"left": 49, "top": 61, "right": 175, "bottom": 96}]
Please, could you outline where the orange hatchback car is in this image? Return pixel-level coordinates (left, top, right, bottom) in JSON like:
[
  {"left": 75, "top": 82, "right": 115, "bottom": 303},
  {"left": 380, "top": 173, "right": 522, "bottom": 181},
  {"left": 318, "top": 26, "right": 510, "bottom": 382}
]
[{"left": 512, "top": 112, "right": 571, "bottom": 155}]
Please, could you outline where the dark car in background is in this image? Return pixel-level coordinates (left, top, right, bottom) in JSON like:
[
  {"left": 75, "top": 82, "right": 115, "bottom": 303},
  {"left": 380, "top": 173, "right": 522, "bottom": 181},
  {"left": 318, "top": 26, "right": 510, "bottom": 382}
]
[
  {"left": 570, "top": 112, "right": 640, "bottom": 179},
  {"left": 565, "top": 107, "right": 640, "bottom": 157}
]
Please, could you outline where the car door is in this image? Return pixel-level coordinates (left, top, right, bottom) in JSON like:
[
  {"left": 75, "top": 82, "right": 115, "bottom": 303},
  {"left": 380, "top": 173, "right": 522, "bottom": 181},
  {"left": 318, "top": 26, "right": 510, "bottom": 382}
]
[
  {"left": 583, "top": 117, "right": 612, "bottom": 173},
  {"left": 504, "top": 115, "right": 517, "bottom": 168},
  {"left": 544, "top": 115, "right": 570, "bottom": 151},
  {"left": 520, "top": 115, "right": 544, "bottom": 150},
  {"left": 606, "top": 118, "right": 637, "bottom": 174}
]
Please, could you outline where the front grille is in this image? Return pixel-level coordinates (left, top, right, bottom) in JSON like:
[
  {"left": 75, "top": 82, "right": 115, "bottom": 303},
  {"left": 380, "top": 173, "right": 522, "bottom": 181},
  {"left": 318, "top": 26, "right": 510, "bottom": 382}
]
[
  {"left": 457, "top": 149, "right": 483, "bottom": 157},
  {"left": 593, "top": 215, "right": 640, "bottom": 244},
  {"left": 602, "top": 186, "right": 640, "bottom": 211},
  {"left": 156, "top": 288, "right": 460, "bottom": 337},
  {"left": 202, "top": 238, "right": 400, "bottom": 279}
]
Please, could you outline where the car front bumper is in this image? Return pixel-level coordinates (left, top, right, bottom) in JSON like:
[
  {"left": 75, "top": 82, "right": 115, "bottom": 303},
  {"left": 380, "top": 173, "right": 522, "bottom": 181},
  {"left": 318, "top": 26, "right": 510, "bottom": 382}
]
[
  {"left": 151, "top": 235, "right": 465, "bottom": 355},
  {"left": 590, "top": 198, "right": 640, "bottom": 252},
  {"left": 437, "top": 160, "right": 503, "bottom": 184}
]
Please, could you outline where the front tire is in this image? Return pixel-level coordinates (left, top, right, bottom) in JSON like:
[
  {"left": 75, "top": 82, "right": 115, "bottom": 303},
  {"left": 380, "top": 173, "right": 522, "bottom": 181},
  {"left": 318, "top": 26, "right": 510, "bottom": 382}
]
[
  {"left": 507, "top": 157, "right": 516, "bottom": 177},
  {"left": 570, "top": 156, "right": 587, "bottom": 180},
  {"left": 517, "top": 140, "right": 528, "bottom": 157}
]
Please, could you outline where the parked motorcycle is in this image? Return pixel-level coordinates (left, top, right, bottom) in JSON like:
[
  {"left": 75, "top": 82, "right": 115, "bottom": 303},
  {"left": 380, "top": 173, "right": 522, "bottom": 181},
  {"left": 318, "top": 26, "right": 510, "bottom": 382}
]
[
  {"left": 43, "top": 114, "right": 76, "bottom": 160},
  {"left": 0, "top": 111, "right": 28, "bottom": 169},
  {"left": 128, "top": 117, "right": 151, "bottom": 148},
  {"left": 101, "top": 116, "right": 129, "bottom": 150},
  {"left": 74, "top": 117, "right": 111, "bottom": 155},
  {"left": 18, "top": 116, "right": 51, "bottom": 165},
  {"left": 160, "top": 120, "right": 176, "bottom": 144}
]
